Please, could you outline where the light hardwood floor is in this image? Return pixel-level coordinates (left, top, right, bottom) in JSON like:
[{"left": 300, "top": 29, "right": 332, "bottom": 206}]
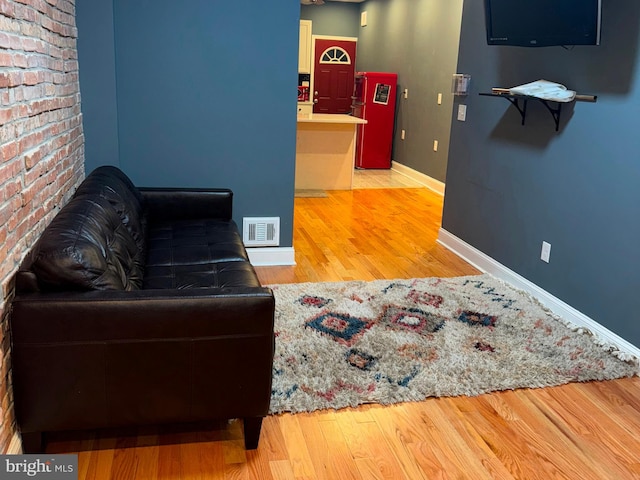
[
  {"left": 351, "top": 168, "right": 426, "bottom": 189},
  {"left": 46, "top": 181, "right": 640, "bottom": 479}
]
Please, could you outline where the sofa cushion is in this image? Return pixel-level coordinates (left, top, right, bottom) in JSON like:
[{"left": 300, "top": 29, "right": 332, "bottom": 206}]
[
  {"left": 145, "top": 219, "right": 249, "bottom": 267},
  {"left": 74, "top": 166, "right": 147, "bottom": 255},
  {"left": 31, "top": 195, "right": 144, "bottom": 291},
  {"left": 142, "top": 261, "right": 261, "bottom": 289}
]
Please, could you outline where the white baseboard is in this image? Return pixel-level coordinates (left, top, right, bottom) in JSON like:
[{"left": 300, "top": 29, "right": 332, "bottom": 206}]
[
  {"left": 247, "top": 247, "right": 296, "bottom": 266},
  {"left": 438, "top": 228, "right": 640, "bottom": 365},
  {"left": 391, "top": 161, "right": 445, "bottom": 196}
]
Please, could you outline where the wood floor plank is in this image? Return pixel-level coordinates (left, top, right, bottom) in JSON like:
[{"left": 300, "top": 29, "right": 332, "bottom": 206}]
[
  {"left": 133, "top": 429, "right": 160, "bottom": 480},
  {"left": 316, "top": 419, "right": 363, "bottom": 480},
  {"left": 416, "top": 399, "right": 502, "bottom": 480},
  {"left": 110, "top": 435, "right": 139, "bottom": 479},
  {"left": 334, "top": 409, "right": 375, "bottom": 461},
  {"left": 456, "top": 392, "right": 593, "bottom": 480},
  {"left": 83, "top": 435, "right": 116, "bottom": 480},
  {"left": 531, "top": 385, "right": 640, "bottom": 479},
  {"left": 44, "top": 178, "right": 639, "bottom": 479},
  {"left": 268, "top": 460, "right": 296, "bottom": 480},
  {"left": 296, "top": 413, "right": 344, "bottom": 480},
  {"left": 242, "top": 448, "right": 275, "bottom": 480},
  {"left": 77, "top": 434, "right": 112, "bottom": 480},
  {"left": 429, "top": 398, "right": 516, "bottom": 480},
  {"left": 258, "top": 417, "right": 290, "bottom": 463},
  {"left": 156, "top": 442, "right": 181, "bottom": 479},
  {"left": 512, "top": 389, "right": 620, "bottom": 480},
  {"left": 366, "top": 405, "right": 430, "bottom": 480},
  {"left": 277, "top": 414, "right": 316, "bottom": 479},
  {"left": 346, "top": 421, "right": 409, "bottom": 480}
]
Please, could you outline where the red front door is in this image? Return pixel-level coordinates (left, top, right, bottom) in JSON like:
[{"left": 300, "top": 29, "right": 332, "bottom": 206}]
[{"left": 313, "top": 39, "right": 357, "bottom": 114}]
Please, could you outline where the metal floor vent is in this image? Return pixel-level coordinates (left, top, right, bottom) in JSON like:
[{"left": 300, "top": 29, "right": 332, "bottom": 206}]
[{"left": 243, "top": 217, "right": 280, "bottom": 247}]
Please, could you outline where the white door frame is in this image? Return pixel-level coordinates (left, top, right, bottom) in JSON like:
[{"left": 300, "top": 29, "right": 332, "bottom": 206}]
[{"left": 310, "top": 35, "right": 358, "bottom": 107}]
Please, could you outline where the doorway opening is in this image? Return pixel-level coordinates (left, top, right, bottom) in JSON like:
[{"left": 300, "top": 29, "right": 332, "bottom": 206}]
[{"left": 312, "top": 36, "right": 357, "bottom": 114}]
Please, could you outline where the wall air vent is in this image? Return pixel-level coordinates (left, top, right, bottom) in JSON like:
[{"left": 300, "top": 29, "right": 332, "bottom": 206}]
[{"left": 243, "top": 217, "right": 280, "bottom": 247}]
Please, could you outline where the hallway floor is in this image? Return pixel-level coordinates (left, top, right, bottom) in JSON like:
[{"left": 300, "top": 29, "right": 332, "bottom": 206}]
[{"left": 352, "top": 168, "right": 426, "bottom": 189}]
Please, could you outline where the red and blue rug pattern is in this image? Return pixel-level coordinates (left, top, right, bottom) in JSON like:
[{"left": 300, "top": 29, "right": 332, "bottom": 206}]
[{"left": 269, "top": 275, "right": 637, "bottom": 414}]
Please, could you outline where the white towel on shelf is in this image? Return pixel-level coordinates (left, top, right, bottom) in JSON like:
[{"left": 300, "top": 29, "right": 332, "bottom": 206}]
[{"left": 509, "top": 79, "right": 576, "bottom": 102}]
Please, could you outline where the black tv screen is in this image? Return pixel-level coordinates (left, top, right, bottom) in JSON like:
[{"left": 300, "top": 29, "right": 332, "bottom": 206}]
[{"left": 484, "top": 0, "right": 602, "bottom": 47}]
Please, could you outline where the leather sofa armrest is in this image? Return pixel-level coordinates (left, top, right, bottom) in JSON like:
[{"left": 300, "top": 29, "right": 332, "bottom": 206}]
[
  {"left": 10, "top": 287, "right": 275, "bottom": 344},
  {"left": 139, "top": 188, "right": 234, "bottom": 222}
]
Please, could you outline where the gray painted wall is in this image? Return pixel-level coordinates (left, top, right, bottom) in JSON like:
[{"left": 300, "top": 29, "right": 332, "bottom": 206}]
[
  {"left": 356, "top": 0, "right": 463, "bottom": 182},
  {"left": 444, "top": 0, "right": 640, "bottom": 346},
  {"left": 77, "top": 1, "right": 299, "bottom": 246},
  {"left": 301, "top": 3, "right": 360, "bottom": 38}
]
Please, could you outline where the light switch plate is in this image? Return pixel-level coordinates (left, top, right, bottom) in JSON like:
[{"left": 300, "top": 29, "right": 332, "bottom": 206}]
[{"left": 457, "top": 104, "right": 467, "bottom": 121}]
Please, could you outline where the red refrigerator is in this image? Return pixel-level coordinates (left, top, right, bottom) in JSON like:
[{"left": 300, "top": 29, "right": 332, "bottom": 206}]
[{"left": 351, "top": 72, "right": 398, "bottom": 169}]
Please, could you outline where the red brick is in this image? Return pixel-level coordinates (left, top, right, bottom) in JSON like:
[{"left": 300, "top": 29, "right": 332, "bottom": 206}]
[
  {"left": 11, "top": 53, "right": 28, "bottom": 68},
  {"left": 4, "top": 179, "right": 21, "bottom": 199},
  {"left": 0, "top": 0, "right": 16, "bottom": 18},
  {"left": 0, "top": 204, "right": 11, "bottom": 225},
  {"left": 0, "top": 32, "right": 10, "bottom": 49},
  {"left": 0, "top": 52, "right": 11, "bottom": 67},
  {"left": 9, "top": 34, "right": 21, "bottom": 50},
  {"left": 1, "top": 141, "right": 18, "bottom": 161},
  {"left": 0, "top": 160, "right": 19, "bottom": 182},
  {"left": 19, "top": 4, "right": 37, "bottom": 23},
  {"left": 0, "top": 108, "right": 12, "bottom": 125},
  {"left": 0, "top": 71, "right": 21, "bottom": 88},
  {"left": 0, "top": 0, "right": 83, "bottom": 455}
]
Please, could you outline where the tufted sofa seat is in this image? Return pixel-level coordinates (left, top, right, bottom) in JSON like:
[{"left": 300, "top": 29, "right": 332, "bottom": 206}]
[{"left": 9, "top": 166, "right": 275, "bottom": 453}]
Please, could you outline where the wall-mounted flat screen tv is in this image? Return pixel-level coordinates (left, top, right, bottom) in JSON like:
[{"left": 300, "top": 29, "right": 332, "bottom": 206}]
[{"left": 484, "top": 0, "right": 602, "bottom": 47}]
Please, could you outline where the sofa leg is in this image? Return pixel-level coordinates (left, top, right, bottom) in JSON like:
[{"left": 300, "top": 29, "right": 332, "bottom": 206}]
[
  {"left": 243, "top": 417, "right": 263, "bottom": 450},
  {"left": 21, "top": 431, "right": 44, "bottom": 453}
]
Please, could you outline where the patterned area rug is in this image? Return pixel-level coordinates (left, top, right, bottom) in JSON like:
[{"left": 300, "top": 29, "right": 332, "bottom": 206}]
[{"left": 269, "top": 274, "right": 637, "bottom": 414}]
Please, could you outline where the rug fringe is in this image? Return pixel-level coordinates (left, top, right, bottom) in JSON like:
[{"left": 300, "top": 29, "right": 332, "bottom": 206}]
[{"left": 492, "top": 276, "right": 640, "bottom": 373}]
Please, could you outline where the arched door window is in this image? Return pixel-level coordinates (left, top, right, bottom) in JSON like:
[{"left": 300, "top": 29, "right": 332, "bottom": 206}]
[{"left": 319, "top": 47, "right": 352, "bottom": 65}]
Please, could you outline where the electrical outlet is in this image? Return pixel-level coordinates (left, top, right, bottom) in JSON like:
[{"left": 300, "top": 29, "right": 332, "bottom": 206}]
[
  {"left": 401, "top": 129, "right": 406, "bottom": 140},
  {"left": 457, "top": 104, "right": 467, "bottom": 121},
  {"left": 433, "top": 140, "right": 438, "bottom": 152},
  {"left": 540, "top": 241, "right": 551, "bottom": 263},
  {"left": 403, "top": 89, "right": 408, "bottom": 99},
  {"left": 360, "top": 11, "right": 367, "bottom": 27},
  {"left": 437, "top": 93, "right": 442, "bottom": 105}
]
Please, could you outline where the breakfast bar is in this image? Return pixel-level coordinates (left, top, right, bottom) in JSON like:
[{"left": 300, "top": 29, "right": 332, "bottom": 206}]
[{"left": 296, "top": 113, "right": 367, "bottom": 191}]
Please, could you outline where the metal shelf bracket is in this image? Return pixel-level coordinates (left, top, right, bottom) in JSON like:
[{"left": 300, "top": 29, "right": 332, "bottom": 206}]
[{"left": 479, "top": 92, "right": 596, "bottom": 132}]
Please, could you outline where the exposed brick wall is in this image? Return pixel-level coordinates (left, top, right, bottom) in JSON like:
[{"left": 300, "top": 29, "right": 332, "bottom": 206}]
[{"left": 0, "top": 0, "right": 84, "bottom": 453}]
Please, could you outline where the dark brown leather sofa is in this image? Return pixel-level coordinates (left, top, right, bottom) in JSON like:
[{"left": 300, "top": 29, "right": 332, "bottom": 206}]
[{"left": 9, "top": 166, "right": 275, "bottom": 453}]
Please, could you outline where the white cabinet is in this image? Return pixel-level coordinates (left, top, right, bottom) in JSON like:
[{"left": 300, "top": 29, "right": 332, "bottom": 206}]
[
  {"left": 298, "top": 20, "right": 312, "bottom": 74},
  {"left": 297, "top": 103, "right": 313, "bottom": 115}
]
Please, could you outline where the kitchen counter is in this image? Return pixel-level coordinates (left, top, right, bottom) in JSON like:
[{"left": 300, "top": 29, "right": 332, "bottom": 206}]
[
  {"left": 295, "top": 114, "right": 367, "bottom": 191},
  {"left": 297, "top": 113, "right": 367, "bottom": 125}
]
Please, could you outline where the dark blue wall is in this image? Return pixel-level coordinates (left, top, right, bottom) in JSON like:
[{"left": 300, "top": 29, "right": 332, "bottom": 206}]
[
  {"left": 76, "top": 0, "right": 119, "bottom": 169},
  {"left": 77, "top": 1, "right": 299, "bottom": 246},
  {"left": 444, "top": 0, "right": 640, "bottom": 346}
]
